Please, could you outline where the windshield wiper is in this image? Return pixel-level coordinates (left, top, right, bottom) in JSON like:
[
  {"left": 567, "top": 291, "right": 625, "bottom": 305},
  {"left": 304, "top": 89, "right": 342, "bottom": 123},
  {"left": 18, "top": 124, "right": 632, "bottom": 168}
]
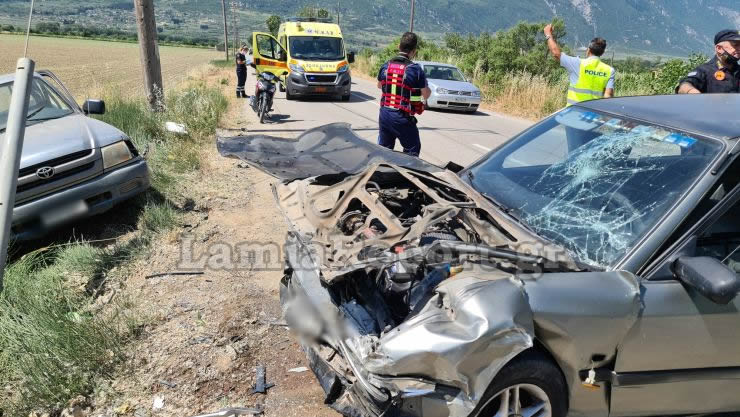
[
  {"left": 26, "top": 105, "right": 46, "bottom": 120},
  {"left": 28, "top": 115, "right": 67, "bottom": 123}
]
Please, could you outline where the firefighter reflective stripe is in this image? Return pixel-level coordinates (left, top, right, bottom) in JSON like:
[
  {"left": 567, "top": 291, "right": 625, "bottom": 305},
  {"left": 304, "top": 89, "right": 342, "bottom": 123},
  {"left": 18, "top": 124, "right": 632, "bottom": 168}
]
[
  {"left": 381, "top": 59, "right": 415, "bottom": 113},
  {"left": 566, "top": 57, "right": 613, "bottom": 106}
]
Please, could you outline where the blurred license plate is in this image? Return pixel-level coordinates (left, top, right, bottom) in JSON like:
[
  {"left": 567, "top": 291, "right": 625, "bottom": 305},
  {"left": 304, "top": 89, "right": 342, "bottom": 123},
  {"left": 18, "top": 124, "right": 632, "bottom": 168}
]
[
  {"left": 314, "top": 87, "right": 327, "bottom": 93},
  {"left": 41, "top": 200, "right": 88, "bottom": 227}
]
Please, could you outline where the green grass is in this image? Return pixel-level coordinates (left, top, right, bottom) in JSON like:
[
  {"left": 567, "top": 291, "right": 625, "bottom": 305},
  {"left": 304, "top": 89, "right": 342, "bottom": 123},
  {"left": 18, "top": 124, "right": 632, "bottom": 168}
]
[
  {"left": 0, "top": 78, "right": 228, "bottom": 416},
  {"left": 210, "top": 59, "right": 234, "bottom": 68}
]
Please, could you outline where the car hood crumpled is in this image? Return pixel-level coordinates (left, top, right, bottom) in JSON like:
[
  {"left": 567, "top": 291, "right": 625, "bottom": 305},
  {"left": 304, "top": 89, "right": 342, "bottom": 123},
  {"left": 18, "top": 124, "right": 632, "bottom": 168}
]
[{"left": 217, "top": 122, "right": 441, "bottom": 181}]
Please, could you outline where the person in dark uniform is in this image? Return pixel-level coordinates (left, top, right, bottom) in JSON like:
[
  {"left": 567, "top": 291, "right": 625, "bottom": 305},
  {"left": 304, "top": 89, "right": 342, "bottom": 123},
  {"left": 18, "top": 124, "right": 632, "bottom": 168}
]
[
  {"left": 677, "top": 29, "right": 740, "bottom": 94},
  {"left": 377, "top": 32, "right": 431, "bottom": 157},
  {"left": 236, "top": 45, "right": 248, "bottom": 98}
]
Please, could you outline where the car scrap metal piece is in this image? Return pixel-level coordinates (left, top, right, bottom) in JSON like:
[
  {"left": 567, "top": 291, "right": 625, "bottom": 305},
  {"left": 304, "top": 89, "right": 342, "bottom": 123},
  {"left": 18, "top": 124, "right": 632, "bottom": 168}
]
[
  {"left": 188, "top": 407, "right": 263, "bottom": 417},
  {"left": 251, "top": 365, "right": 274, "bottom": 394}
]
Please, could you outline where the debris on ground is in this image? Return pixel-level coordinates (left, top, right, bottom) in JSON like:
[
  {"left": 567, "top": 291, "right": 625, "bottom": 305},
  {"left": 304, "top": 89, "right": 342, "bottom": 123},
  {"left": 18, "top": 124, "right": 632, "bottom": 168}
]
[
  {"left": 165, "top": 121, "right": 188, "bottom": 135},
  {"left": 152, "top": 396, "right": 165, "bottom": 410},
  {"left": 287, "top": 367, "right": 309, "bottom": 374},
  {"left": 251, "top": 365, "right": 275, "bottom": 394},
  {"left": 189, "top": 406, "right": 263, "bottom": 417},
  {"left": 145, "top": 271, "right": 205, "bottom": 279}
]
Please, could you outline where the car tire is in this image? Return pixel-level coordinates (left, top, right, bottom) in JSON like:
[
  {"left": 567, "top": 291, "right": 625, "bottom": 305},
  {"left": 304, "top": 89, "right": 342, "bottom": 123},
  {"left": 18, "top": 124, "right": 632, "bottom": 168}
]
[
  {"left": 286, "top": 89, "right": 295, "bottom": 101},
  {"left": 341, "top": 93, "right": 351, "bottom": 102},
  {"left": 475, "top": 349, "right": 568, "bottom": 417}
]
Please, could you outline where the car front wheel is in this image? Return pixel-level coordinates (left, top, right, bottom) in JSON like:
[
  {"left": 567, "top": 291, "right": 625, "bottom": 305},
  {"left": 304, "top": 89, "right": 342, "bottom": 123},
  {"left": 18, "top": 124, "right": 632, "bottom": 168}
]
[{"left": 476, "top": 350, "right": 567, "bottom": 417}]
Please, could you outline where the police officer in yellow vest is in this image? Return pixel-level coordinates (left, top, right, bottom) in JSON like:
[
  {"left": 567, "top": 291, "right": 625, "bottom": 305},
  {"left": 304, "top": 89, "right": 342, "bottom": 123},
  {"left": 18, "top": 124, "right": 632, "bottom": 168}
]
[{"left": 544, "top": 24, "right": 615, "bottom": 106}]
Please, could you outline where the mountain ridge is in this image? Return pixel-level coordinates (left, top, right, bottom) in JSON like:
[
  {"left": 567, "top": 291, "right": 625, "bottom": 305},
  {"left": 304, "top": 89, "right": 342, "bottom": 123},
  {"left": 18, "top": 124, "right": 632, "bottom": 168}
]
[{"left": 0, "top": 0, "right": 736, "bottom": 56}]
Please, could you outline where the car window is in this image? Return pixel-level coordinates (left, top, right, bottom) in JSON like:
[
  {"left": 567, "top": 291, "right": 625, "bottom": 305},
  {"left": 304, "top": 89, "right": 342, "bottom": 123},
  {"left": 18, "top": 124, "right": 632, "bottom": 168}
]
[
  {"left": 257, "top": 34, "right": 285, "bottom": 61},
  {"left": 423, "top": 65, "right": 466, "bottom": 82},
  {"left": 0, "top": 83, "right": 11, "bottom": 131},
  {"left": 467, "top": 107, "right": 723, "bottom": 268},
  {"left": 695, "top": 198, "right": 740, "bottom": 273},
  {"left": 1, "top": 79, "right": 74, "bottom": 133}
]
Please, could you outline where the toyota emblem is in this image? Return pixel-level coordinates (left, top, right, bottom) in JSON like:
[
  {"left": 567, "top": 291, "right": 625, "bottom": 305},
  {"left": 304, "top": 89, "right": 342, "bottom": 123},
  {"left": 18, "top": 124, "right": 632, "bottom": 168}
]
[{"left": 36, "top": 166, "right": 55, "bottom": 179}]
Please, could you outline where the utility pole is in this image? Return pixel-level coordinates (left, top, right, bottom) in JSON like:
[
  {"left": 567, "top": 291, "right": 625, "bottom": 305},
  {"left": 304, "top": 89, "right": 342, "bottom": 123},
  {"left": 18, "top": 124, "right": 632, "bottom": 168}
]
[
  {"left": 221, "top": 0, "right": 229, "bottom": 60},
  {"left": 134, "top": 0, "right": 164, "bottom": 110},
  {"left": 231, "top": 1, "right": 239, "bottom": 51},
  {"left": 0, "top": 58, "right": 34, "bottom": 291},
  {"left": 409, "top": 0, "right": 415, "bottom": 33},
  {"left": 337, "top": 0, "right": 340, "bottom": 24}
]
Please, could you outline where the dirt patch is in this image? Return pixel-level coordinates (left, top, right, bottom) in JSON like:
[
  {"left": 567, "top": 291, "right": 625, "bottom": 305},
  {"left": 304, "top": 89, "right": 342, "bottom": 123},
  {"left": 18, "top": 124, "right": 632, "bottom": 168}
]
[{"left": 88, "top": 69, "right": 338, "bottom": 417}]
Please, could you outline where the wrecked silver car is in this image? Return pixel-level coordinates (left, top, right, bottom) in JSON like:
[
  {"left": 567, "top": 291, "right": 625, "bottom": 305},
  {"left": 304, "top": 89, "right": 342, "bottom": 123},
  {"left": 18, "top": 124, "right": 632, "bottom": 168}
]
[{"left": 219, "top": 94, "right": 740, "bottom": 417}]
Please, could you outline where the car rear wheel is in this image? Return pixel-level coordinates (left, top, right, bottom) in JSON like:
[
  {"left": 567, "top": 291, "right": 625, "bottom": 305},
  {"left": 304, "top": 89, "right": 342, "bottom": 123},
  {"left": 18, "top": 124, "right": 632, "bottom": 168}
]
[{"left": 476, "top": 350, "right": 567, "bottom": 417}]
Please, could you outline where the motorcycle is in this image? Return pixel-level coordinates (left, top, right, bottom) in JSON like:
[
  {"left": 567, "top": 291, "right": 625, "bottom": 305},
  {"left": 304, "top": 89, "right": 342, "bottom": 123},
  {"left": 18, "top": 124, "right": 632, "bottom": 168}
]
[{"left": 250, "top": 70, "right": 287, "bottom": 124}]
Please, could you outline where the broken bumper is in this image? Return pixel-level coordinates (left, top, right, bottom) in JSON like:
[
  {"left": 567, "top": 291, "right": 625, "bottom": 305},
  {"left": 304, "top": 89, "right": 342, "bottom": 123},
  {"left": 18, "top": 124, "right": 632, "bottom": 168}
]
[{"left": 281, "top": 264, "right": 469, "bottom": 417}]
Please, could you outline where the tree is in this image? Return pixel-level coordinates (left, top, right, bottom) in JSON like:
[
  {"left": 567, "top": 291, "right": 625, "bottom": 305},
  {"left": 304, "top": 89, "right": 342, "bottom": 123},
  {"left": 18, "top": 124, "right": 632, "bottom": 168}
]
[
  {"left": 266, "top": 15, "right": 281, "bottom": 36},
  {"left": 297, "top": 6, "right": 330, "bottom": 18},
  {"left": 297, "top": 6, "right": 314, "bottom": 18}
]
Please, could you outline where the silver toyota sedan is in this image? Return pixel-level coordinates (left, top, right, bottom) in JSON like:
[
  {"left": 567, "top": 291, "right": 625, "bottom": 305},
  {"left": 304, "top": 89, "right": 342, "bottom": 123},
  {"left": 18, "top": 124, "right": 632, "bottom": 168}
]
[{"left": 419, "top": 61, "right": 482, "bottom": 113}]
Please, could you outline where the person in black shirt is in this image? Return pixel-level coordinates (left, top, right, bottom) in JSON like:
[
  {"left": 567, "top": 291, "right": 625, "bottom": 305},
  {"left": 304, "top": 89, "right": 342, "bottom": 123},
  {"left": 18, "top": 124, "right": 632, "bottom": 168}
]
[
  {"left": 235, "top": 45, "right": 248, "bottom": 98},
  {"left": 677, "top": 29, "right": 740, "bottom": 94}
]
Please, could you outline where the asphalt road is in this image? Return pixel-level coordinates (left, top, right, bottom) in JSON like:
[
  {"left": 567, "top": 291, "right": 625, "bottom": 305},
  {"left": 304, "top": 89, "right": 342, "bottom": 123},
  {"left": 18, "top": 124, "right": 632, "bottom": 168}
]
[{"left": 243, "top": 73, "right": 534, "bottom": 167}]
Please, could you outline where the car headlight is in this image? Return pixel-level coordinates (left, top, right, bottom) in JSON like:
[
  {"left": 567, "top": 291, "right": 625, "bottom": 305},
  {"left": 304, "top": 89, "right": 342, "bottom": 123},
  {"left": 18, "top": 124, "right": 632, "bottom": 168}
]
[
  {"left": 472, "top": 90, "right": 481, "bottom": 97},
  {"left": 337, "top": 64, "right": 349, "bottom": 73},
  {"left": 437, "top": 87, "right": 450, "bottom": 94},
  {"left": 102, "top": 140, "right": 133, "bottom": 170},
  {"left": 289, "top": 64, "right": 305, "bottom": 73}
]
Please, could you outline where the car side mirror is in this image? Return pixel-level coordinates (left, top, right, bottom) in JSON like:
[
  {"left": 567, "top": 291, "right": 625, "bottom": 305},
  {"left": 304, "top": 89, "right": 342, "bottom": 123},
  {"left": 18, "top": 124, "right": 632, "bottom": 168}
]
[
  {"left": 82, "top": 99, "right": 105, "bottom": 115},
  {"left": 672, "top": 256, "right": 740, "bottom": 304},
  {"left": 281, "top": 71, "right": 289, "bottom": 76},
  {"left": 347, "top": 51, "right": 355, "bottom": 64}
]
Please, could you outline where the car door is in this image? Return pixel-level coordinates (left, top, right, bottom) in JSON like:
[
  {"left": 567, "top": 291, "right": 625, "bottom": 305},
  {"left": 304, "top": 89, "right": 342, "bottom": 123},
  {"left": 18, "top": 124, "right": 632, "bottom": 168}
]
[
  {"left": 610, "top": 159, "right": 740, "bottom": 416},
  {"left": 251, "top": 32, "right": 288, "bottom": 77}
]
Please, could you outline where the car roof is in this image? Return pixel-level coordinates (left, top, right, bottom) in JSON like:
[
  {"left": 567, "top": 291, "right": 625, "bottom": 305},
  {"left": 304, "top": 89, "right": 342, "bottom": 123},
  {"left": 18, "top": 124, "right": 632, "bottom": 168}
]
[
  {"left": 0, "top": 73, "right": 16, "bottom": 84},
  {"left": 416, "top": 61, "right": 458, "bottom": 68},
  {"left": 0, "top": 72, "right": 44, "bottom": 85},
  {"left": 578, "top": 94, "right": 740, "bottom": 140}
]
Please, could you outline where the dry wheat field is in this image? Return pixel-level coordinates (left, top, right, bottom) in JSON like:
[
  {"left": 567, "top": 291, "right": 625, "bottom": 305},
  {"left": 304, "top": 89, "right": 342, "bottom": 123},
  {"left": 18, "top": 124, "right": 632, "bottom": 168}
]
[{"left": 0, "top": 34, "right": 221, "bottom": 99}]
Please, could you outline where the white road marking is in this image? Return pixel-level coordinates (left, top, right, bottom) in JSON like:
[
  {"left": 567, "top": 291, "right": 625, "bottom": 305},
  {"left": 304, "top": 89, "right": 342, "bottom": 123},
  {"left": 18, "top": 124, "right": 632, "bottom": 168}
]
[{"left": 473, "top": 143, "right": 492, "bottom": 152}]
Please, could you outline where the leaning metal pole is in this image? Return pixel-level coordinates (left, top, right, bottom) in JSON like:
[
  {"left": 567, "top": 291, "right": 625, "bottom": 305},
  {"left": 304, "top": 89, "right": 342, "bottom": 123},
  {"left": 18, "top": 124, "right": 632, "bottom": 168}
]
[{"left": 0, "top": 58, "right": 35, "bottom": 291}]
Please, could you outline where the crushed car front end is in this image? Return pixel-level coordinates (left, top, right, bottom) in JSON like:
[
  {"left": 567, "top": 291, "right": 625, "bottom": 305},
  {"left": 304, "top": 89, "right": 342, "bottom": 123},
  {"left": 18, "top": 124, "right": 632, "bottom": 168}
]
[{"left": 218, "top": 123, "right": 643, "bottom": 417}]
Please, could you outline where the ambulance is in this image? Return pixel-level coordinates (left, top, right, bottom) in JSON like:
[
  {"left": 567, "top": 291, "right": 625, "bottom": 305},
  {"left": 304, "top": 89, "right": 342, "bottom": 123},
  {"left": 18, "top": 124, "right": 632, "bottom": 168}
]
[{"left": 252, "top": 17, "right": 355, "bottom": 101}]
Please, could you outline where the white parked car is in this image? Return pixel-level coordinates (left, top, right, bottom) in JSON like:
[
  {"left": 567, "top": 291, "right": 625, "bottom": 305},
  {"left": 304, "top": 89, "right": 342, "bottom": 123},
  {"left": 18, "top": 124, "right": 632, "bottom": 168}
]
[{"left": 418, "top": 61, "right": 481, "bottom": 113}]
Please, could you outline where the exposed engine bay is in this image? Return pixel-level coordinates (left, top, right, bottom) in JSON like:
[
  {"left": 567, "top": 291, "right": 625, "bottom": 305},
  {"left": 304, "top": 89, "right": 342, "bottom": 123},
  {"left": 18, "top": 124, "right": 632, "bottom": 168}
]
[{"left": 275, "top": 163, "right": 574, "bottom": 335}]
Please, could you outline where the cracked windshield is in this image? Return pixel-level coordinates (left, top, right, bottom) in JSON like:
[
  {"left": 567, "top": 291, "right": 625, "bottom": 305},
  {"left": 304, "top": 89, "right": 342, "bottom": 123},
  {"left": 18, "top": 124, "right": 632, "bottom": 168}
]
[{"left": 468, "top": 107, "right": 722, "bottom": 267}]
